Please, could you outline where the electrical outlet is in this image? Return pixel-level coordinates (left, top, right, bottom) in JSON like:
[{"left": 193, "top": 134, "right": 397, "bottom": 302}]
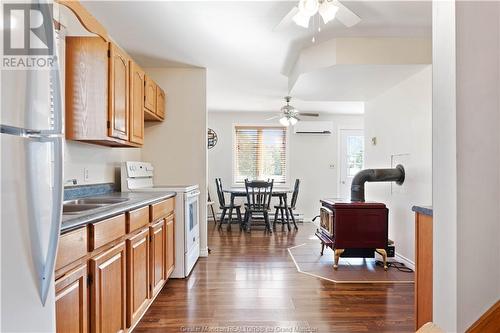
[
  {"left": 329, "top": 164, "right": 335, "bottom": 169},
  {"left": 83, "top": 168, "right": 90, "bottom": 182}
]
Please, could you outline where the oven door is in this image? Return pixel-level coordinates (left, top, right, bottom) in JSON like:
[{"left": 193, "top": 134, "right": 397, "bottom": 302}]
[{"left": 184, "top": 190, "right": 200, "bottom": 251}]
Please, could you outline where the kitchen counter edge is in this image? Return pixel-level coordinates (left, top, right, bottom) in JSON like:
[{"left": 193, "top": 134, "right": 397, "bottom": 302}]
[
  {"left": 412, "top": 205, "right": 433, "bottom": 217},
  {"left": 61, "top": 191, "right": 176, "bottom": 234}
]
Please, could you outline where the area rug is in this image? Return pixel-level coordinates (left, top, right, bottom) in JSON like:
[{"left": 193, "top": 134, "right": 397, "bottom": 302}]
[{"left": 288, "top": 239, "right": 414, "bottom": 284}]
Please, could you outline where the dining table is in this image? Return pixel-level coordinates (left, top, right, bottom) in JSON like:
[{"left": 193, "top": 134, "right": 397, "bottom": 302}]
[{"left": 223, "top": 187, "right": 294, "bottom": 230}]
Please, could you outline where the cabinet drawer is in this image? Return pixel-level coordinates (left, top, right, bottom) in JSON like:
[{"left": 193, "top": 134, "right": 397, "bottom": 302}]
[
  {"left": 56, "top": 227, "right": 88, "bottom": 271},
  {"left": 89, "top": 214, "right": 126, "bottom": 251},
  {"left": 150, "top": 198, "right": 174, "bottom": 221},
  {"left": 126, "top": 206, "right": 149, "bottom": 233}
]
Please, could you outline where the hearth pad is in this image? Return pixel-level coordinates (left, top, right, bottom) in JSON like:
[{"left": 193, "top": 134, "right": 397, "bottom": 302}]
[{"left": 288, "top": 240, "right": 414, "bottom": 284}]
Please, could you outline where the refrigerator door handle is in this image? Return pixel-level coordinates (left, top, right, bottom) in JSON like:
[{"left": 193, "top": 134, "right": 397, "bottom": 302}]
[{"left": 38, "top": 135, "right": 63, "bottom": 305}]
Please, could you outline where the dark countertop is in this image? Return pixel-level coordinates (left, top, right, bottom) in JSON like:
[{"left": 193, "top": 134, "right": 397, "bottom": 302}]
[
  {"left": 61, "top": 191, "right": 176, "bottom": 234},
  {"left": 412, "top": 205, "right": 433, "bottom": 217}
]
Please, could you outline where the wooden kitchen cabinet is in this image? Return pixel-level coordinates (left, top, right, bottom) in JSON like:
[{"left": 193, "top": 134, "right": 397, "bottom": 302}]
[
  {"left": 149, "top": 219, "right": 166, "bottom": 297},
  {"left": 144, "top": 76, "right": 157, "bottom": 115},
  {"left": 89, "top": 242, "right": 127, "bottom": 333},
  {"left": 165, "top": 215, "right": 175, "bottom": 279},
  {"left": 55, "top": 264, "right": 88, "bottom": 333},
  {"left": 156, "top": 86, "right": 166, "bottom": 120},
  {"left": 129, "top": 61, "right": 145, "bottom": 145},
  {"left": 108, "top": 43, "right": 129, "bottom": 141},
  {"left": 126, "top": 228, "right": 150, "bottom": 328},
  {"left": 65, "top": 37, "right": 136, "bottom": 147}
]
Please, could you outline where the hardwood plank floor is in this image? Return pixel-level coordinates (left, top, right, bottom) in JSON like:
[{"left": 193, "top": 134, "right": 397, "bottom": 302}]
[{"left": 135, "top": 222, "right": 414, "bottom": 333}]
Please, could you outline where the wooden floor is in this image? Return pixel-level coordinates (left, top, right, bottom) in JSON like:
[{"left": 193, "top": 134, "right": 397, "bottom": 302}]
[{"left": 135, "top": 222, "right": 414, "bottom": 333}]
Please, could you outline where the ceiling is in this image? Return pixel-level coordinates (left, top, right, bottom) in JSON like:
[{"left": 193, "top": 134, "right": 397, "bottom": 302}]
[{"left": 82, "top": 1, "right": 432, "bottom": 114}]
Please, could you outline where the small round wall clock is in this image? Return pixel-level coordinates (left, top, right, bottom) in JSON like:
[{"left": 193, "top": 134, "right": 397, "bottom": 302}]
[{"left": 207, "top": 128, "right": 218, "bottom": 149}]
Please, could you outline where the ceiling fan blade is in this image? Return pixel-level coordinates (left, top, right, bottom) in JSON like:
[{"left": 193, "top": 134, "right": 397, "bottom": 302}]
[
  {"left": 273, "top": 6, "right": 299, "bottom": 31},
  {"left": 298, "top": 112, "right": 320, "bottom": 117},
  {"left": 266, "top": 115, "right": 281, "bottom": 121},
  {"left": 333, "top": 1, "right": 361, "bottom": 27}
]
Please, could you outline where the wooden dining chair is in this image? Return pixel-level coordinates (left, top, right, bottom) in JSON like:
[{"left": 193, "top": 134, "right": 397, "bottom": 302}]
[
  {"left": 215, "top": 178, "right": 242, "bottom": 230},
  {"left": 273, "top": 179, "right": 300, "bottom": 231},
  {"left": 243, "top": 179, "right": 274, "bottom": 233}
]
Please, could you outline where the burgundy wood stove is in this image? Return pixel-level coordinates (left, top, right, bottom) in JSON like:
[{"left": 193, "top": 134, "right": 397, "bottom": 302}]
[{"left": 315, "top": 165, "right": 405, "bottom": 270}]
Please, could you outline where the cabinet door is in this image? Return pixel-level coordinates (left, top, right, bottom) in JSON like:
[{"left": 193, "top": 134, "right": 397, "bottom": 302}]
[
  {"left": 126, "top": 227, "right": 149, "bottom": 328},
  {"left": 144, "top": 76, "right": 156, "bottom": 113},
  {"left": 149, "top": 219, "right": 166, "bottom": 296},
  {"left": 129, "top": 61, "right": 144, "bottom": 145},
  {"left": 109, "top": 43, "right": 129, "bottom": 141},
  {"left": 55, "top": 264, "right": 88, "bottom": 333},
  {"left": 165, "top": 215, "right": 175, "bottom": 279},
  {"left": 156, "top": 86, "right": 165, "bottom": 119},
  {"left": 90, "top": 242, "right": 126, "bottom": 333}
]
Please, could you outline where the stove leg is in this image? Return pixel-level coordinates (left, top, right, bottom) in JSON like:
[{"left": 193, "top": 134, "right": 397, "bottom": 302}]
[
  {"left": 333, "top": 249, "right": 344, "bottom": 270},
  {"left": 375, "top": 248, "right": 388, "bottom": 271}
]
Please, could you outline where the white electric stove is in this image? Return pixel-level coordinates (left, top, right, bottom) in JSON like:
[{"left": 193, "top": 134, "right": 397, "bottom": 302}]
[{"left": 121, "top": 161, "right": 200, "bottom": 278}]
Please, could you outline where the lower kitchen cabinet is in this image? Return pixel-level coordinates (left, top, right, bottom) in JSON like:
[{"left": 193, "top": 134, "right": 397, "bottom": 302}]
[
  {"left": 89, "top": 242, "right": 127, "bottom": 333},
  {"left": 126, "top": 228, "right": 150, "bottom": 328},
  {"left": 149, "top": 219, "right": 166, "bottom": 297},
  {"left": 55, "top": 264, "right": 88, "bottom": 333},
  {"left": 165, "top": 215, "right": 175, "bottom": 279}
]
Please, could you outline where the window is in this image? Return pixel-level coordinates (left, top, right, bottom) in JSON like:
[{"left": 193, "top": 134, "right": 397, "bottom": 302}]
[
  {"left": 347, "top": 135, "right": 364, "bottom": 177},
  {"left": 233, "top": 126, "right": 287, "bottom": 184}
]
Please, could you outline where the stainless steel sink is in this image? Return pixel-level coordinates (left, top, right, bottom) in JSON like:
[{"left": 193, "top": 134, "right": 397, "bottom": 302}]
[
  {"left": 63, "top": 204, "right": 106, "bottom": 214},
  {"left": 64, "top": 197, "right": 129, "bottom": 205},
  {"left": 62, "top": 197, "right": 130, "bottom": 215}
]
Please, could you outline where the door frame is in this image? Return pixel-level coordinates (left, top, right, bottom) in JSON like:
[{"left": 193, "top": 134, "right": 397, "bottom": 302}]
[{"left": 337, "top": 127, "right": 364, "bottom": 198}]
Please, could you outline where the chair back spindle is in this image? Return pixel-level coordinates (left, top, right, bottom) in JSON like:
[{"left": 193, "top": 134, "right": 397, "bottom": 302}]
[
  {"left": 290, "top": 179, "right": 300, "bottom": 209},
  {"left": 215, "top": 178, "right": 226, "bottom": 207}
]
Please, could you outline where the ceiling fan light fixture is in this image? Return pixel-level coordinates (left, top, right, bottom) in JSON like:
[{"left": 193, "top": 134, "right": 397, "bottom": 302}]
[
  {"left": 292, "top": 10, "right": 311, "bottom": 28},
  {"left": 319, "top": 1, "right": 339, "bottom": 24},
  {"left": 298, "top": 0, "right": 319, "bottom": 16},
  {"left": 289, "top": 117, "right": 298, "bottom": 126},
  {"left": 279, "top": 116, "right": 290, "bottom": 126}
]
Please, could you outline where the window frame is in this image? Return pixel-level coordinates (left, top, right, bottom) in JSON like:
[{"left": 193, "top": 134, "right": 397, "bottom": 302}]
[{"left": 231, "top": 123, "right": 290, "bottom": 187}]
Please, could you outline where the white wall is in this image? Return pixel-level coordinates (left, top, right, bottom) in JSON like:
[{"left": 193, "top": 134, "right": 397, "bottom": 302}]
[
  {"left": 141, "top": 68, "right": 208, "bottom": 256},
  {"left": 455, "top": 2, "right": 500, "bottom": 331},
  {"left": 363, "top": 66, "right": 432, "bottom": 266},
  {"left": 64, "top": 141, "right": 140, "bottom": 185},
  {"left": 208, "top": 111, "right": 364, "bottom": 220},
  {"left": 433, "top": 1, "right": 500, "bottom": 331}
]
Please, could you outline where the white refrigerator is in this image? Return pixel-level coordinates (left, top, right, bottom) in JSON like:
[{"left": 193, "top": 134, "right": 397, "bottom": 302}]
[{"left": 0, "top": 3, "right": 63, "bottom": 332}]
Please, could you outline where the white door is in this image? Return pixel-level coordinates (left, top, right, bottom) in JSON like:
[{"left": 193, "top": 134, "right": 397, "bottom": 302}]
[{"left": 339, "top": 129, "right": 364, "bottom": 199}]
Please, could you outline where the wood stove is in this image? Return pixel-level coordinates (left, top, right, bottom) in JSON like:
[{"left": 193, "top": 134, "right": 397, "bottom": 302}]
[{"left": 317, "top": 198, "right": 389, "bottom": 269}]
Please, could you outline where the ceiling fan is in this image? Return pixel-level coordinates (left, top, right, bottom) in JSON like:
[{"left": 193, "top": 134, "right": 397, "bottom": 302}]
[
  {"left": 275, "top": 0, "right": 361, "bottom": 31},
  {"left": 268, "top": 96, "right": 319, "bottom": 126}
]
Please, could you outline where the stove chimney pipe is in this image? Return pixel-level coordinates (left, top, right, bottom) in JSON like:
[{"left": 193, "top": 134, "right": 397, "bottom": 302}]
[{"left": 350, "top": 165, "right": 405, "bottom": 202}]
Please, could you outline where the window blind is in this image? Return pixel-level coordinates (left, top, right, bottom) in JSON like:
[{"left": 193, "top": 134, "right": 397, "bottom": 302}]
[{"left": 234, "top": 126, "right": 287, "bottom": 184}]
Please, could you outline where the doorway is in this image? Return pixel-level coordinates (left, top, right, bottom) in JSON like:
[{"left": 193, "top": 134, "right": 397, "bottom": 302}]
[{"left": 339, "top": 129, "right": 364, "bottom": 199}]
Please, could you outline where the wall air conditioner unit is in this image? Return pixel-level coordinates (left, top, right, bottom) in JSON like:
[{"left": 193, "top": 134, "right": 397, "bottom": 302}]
[{"left": 293, "top": 121, "right": 333, "bottom": 134}]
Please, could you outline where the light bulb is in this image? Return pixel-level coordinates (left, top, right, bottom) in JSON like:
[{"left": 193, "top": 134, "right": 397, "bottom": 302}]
[
  {"left": 312, "top": 36, "right": 315, "bottom": 43},
  {"left": 289, "top": 117, "right": 298, "bottom": 125},
  {"left": 299, "top": 0, "right": 319, "bottom": 17},
  {"left": 319, "top": 2, "right": 339, "bottom": 24},
  {"left": 280, "top": 117, "right": 290, "bottom": 126},
  {"left": 292, "top": 11, "right": 311, "bottom": 28}
]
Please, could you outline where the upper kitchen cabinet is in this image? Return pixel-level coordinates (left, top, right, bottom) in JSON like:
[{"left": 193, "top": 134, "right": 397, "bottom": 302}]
[
  {"left": 60, "top": 1, "right": 166, "bottom": 148},
  {"left": 108, "top": 43, "right": 130, "bottom": 142},
  {"left": 144, "top": 75, "right": 166, "bottom": 122},
  {"left": 129, "top": 61, "right": 145, "bottom": 145},
  {"left": 66, "top": 37, "right": 136, "bottom": 147}
]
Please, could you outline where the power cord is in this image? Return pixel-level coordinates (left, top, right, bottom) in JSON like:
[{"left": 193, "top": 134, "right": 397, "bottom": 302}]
[{"left": 375, "top": 260, "right": 414, "bottom": 273}]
